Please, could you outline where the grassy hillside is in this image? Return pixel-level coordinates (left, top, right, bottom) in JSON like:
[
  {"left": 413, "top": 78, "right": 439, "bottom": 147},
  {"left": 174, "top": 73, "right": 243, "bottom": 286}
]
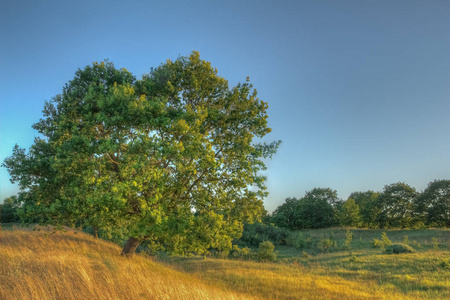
[
  {"left": 1, "top": 226, "right": 449, "bottom": 299},
  {"left": 0, "top": 226, "right": 253, "bottom": 300}
]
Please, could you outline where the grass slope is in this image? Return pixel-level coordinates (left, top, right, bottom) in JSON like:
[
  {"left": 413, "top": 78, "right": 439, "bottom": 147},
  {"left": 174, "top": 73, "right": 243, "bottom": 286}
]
[
  {"left": 1, "top": 226, "right": 449, "bottom": 299},
  {"left": 0, "top": 227, "right": 253, "bottom": 300}
]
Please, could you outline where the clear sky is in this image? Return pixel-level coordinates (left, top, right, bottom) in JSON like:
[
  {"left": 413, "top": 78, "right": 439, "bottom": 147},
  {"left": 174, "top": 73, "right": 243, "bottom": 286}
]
[{"left": 1, "top": 0, "right": 449, "bottom": 212}]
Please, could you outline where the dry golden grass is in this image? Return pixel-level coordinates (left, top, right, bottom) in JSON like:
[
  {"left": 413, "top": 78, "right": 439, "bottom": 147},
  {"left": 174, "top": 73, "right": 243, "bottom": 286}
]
[
  {"left": 169, "top": 251, "right": 450, "bottom": 300},
  {"left": 2, "top": 226, "right": 448, "bottom": 299},
  {"left": 0, "top": 227, "right": 254, "bottom": 300},
  {"left": 171, "top": 258, "right": 401, "bottom": 300},
  {"left": 172, "top": 255, "right": 449, "bottom": 300}
]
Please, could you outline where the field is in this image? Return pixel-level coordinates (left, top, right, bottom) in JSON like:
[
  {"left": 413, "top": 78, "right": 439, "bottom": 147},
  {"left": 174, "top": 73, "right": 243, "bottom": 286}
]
[
  {"left": 168, "top": 228, "right": 450, "bottom": 299},
  {"left": 1, "top": 225, "right": 449, "bottom": 299},
  {"left": 0, "top": 225, "right": 253, "bottom": 300}
]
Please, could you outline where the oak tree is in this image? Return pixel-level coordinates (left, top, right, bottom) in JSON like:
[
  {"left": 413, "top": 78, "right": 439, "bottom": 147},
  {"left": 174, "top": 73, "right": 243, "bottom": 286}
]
[{"left": 3, "top": 52, "right": 280, "bottom": 256}]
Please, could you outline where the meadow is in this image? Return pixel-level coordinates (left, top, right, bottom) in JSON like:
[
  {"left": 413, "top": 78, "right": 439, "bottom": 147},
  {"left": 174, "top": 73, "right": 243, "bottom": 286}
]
[
  {"left": 168, "top": 228, "right": 450, "bottom": 299},
  {"left": 1, "top": 225, "right": 449, "bottom": 299}
]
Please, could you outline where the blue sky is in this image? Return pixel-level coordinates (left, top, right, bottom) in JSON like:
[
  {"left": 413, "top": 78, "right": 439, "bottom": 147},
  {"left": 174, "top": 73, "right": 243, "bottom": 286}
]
[{"left": 1, "top": 0, "right": 449, "bottom": 212}]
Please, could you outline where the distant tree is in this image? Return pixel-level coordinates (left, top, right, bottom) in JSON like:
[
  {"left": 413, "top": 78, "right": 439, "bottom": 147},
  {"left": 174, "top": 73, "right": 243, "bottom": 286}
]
[
  {"left": 3, "top": 52, "right": 280, "bottom": 256},
  {"left": 271, "top": 197, "right": 300, "bottom": 229},
  {"left": 0, "top": 196, "right": 20, "bottom": 223},
  {"left": 338, "top": 198, "right": 361, "bottom": 227},
  {"left": 415, "top": 179, "right": 450, "bottom": 227},
  {"left": 375, "top": 183, "right": 418, "bottom": 228},
  {"left": 348, "top": 191, "right": 380, "bottom": 228},
  {"left": 296, "top": 188, "right": 340, "bottom": 229},
  {"left": 271, "top": 188, "right": 340, "bottom": 230}
]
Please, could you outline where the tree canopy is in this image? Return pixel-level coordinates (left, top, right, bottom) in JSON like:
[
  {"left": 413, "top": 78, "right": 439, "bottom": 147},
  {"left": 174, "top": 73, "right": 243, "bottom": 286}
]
[
  {"left": 271, "top": 197, "right": 300, "bottom": 229},
  {"left": 3, "top": 52, "right": 280, "bottom": 255},
  {"left": 347, "top": 191, "right": 380, "bottom": 228},
  {"left": 297, "top": 188, "right": 340, "bottom": 229},
  {"left": 338, "top": 198, "right": 361, "bottom": 227},
  {"left": 272, "top": 188, "right": 339, "bottom": 229},
  {"left": 415, "top": 179, "right": 450, "bottom": 227},
  {"left": 375, "top": 182, "right": 418, "bottom": 228},
  {"left": 0, "top": 196, "right": 20, "bottom": 223}
]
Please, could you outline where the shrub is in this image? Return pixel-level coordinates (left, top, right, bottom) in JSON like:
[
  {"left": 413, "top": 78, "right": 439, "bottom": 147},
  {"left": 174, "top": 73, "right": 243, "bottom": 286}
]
[
  {"left": 403, "top": 235, "right": 409, "bottom": 245},
  {"left": 385, "top": 243, "right": 416, "bottom": 254},
  {"left": 411, "top": 240, "right": 422, "bottom": 249},
  {"left": 372, "top": 238, "right": 382, "bottom": 248},
  {"left": 230, "top": 245, "right": 252, "bottom": 260},
  {"left": 236, "top": 222, "right": 290, "bottom": 248},
  {"left": 381, "top": 232, "right": 392, "bottom": 247},
  {"left": 373, "top": 232, "right": 392, "bottom": 249},
  {"left": 344, "top": 230, "right": 353, "bottom": 250},
  {"left": 214, "top": 250, "right": 230, "bottom": 259},
  {"left": 301, "top": 251, "right": 309, "bottom": 258},
  {"left": 258, "top": 241, "right": 277, "bottom": 262},
  {"left": 439, "top": 258, "right": 450, "bottom": 269},
  {"left": 317, "top": 238, "right": 336, "bottom": 252},
  {"left": 349, "top": 255, "right": 358, "bottom": 262},
  {"left": 432, "top": 237, "right": 439, "bottom": 250},
  {"left": 412, "top": 221, "right": 427, "bottom": 229},
  {"left": 265, "top": 226, "right": 290, "bottom": 245},
  {"left": 291, "top": 233, "right": 313, "bottom": 250}
]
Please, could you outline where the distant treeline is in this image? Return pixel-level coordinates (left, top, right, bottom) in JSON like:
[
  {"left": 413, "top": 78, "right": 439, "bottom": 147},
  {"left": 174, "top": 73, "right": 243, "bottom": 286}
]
[
  {"left": 2, "top": 179, "right": 449, "bottom": 231},
  {"left": 270, "top": 179, "right": 450, "bottom": 229},
  {"left": 0, "top": 196, "right": 20, "bottom": 223}
]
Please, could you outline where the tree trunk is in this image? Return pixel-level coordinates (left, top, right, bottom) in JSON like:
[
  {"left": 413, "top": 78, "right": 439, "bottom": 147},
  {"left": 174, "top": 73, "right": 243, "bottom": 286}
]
[
  {"left": 121, "top": 237, "right": 142, "bottom": 257},
  {"left": 93, "top": 226, "right": 98, "bottom": 239}
]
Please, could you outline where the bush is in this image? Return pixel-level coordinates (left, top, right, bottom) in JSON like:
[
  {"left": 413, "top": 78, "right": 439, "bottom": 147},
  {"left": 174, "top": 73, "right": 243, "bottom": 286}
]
[
  {"left": 439, "top": 258, "right": 450, "bottom": 269},
  {"left": 432, "top": 237, "right": 439, "bottom": 250},
  {"left": 291, "top": 233, "right": 313, "bottom": 250},
  {"left": 265, "top": 225, "right": 290, "bottom": 245},
  {"left": 230, "top": 245, "right": 252, "bottom": 260},
  {"left": 373, "top": 232, "right": 391, "bottom": 249},
  {"left": 235, "top": 222, "right": 290, "bottom": 248},
  {"left": 381, "top": 232, "right": 392, "bottom": 246},
  {"left": 344, "top": 230, "right": 353, "bottom": 250},
  {"left": 214, "top": 250, "right": 230, "bottom": 259},
  {"left": 258, "top": 241, "right": 277, "bottom": 262},
  {"left": 372, "top": 238, "right": 382, "bottom": 248},
  {"left": 412, "top": 221, "right": 427, "bottom": 229},
  {"left": 403, "top": 235, "right": 409, "bottom": 245},
  {"left": 385, "top": 243, "right": 416, "bottom": 254},
  {"left": 349, "top": 255, "right": 358, "bottom": 262},
  {"left": 317, "top": 238, "right": 336, "bottom": 252}
]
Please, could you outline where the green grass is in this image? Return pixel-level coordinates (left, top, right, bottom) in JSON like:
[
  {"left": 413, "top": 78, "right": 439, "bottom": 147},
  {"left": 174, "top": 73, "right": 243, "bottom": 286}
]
[
  {"left": 167, "top": 250, "right": 450, "bottom": 299},
  {"left": 165, "top": 228, "right": 450, "bottom": 299},
  {"left": 282, "top": 250, "right": 450, "bottom": 297},
  {"left": 282, "top": 228, "right": 450, "bottom": 299},
  {"left": 279, "top": 228, "right": 450, "bottom": 256}
]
